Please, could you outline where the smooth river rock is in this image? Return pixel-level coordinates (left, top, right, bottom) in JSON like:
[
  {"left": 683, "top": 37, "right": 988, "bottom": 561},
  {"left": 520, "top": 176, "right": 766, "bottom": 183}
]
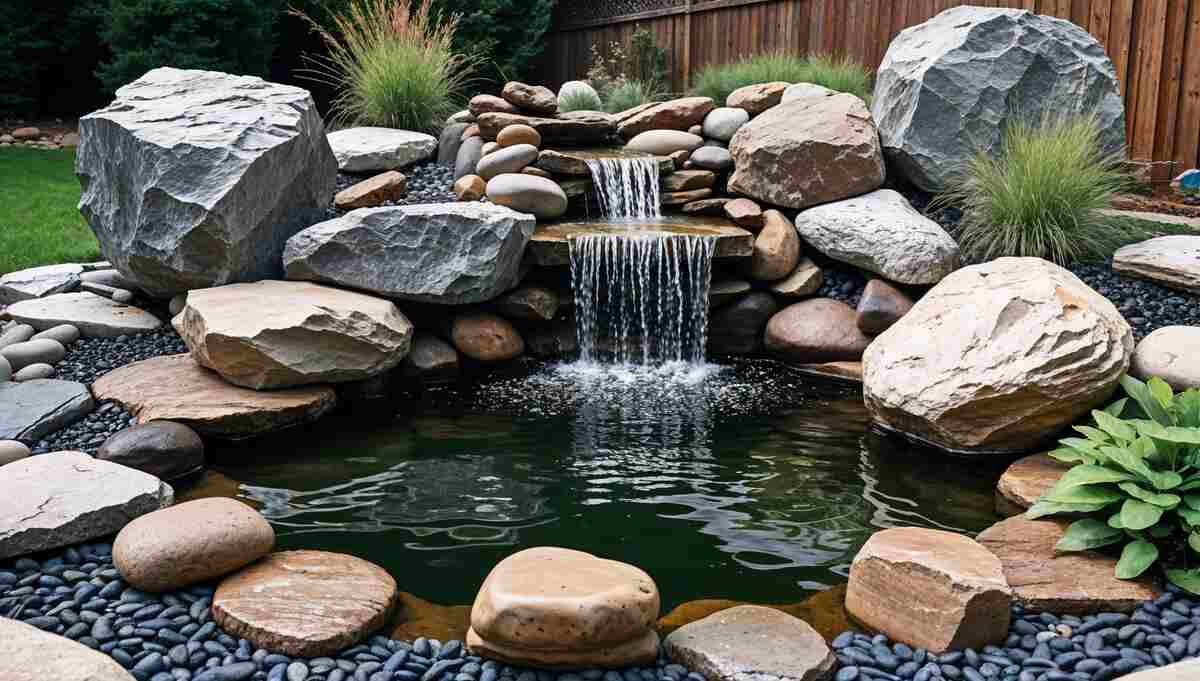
[
  {"left": 401, "top": 333, "right": 460, "bottom": 384},
  {"left": 765, "top": 299, "right": 872, "bottom": 363},
  {"left": 625, "top": 130, "right": 704, "bottom": 156},
  {"left": 708, "top": 293, "right": 778, "bottom": 355},
  {"left": 213, "top": 550, "right": 399, "bottom": 657},
  {"left": 326, "top": 127, "right": 437, "bottom": 172},
  {"left": 485, "top": 174, "right": 569, "bottom": 220},
  {"left": 863, "top": 258, "right": 1132, "bottom": 454},
  {"left": 501, "top": 82, "right": 559, "bottom": 116},
  {"left": 175, "top": 280, "right": 413, "bottom": 389},
  {"left": 847, "top": 527, "right": 1011, "bottom": 653},
  {"left": 873, "top": 6, "right": 1125, "bottom": 191},
  {"left": 796, "top": 189, "right": 959, "bottom": 285},
  {"left": 77, "top": 67, "right": 336, "bottom": 297},
  {"left": 748, "top": 210, "right": 801, "bottom": 281},
  {"left": 0, "top": 440, "right": 30, "bottom": 465},
  {"left": 114, "top": 497, "right": 274, "bottom": 592},
  {"left": 665, "top": 605, "right": 834, "bottom": 681},
  {"left": 1130, "top": 325, "right": 1200, "bottom": 390},
  {"left": 0, "top": 450, "right": 173, "bottom": 560},
  {"left": 726, "top": 82, "right": 789, "bottom": 115},
  {"left": 334, "top": 170, "right": 407, "bottom": 210},
  {"left": 0, "top": 379, "right": 93, "bottom": 441},
  {"left": 96, "top": 420, "right": 206, "bottom": 482},
  {"left": 856, "top": 279, "right": 914, "bottom": 334},
  {"left": 1112, "top": 235, "right": 1200, "bottom": 294},
  {"left": 702, "top": 107, "right": 750, "bottom": 142},
  {"left": 468, "top": 547, "right": 661, "bottom": 668},
  {"left": 0, "top": 338, "right": 66, "bottom": 372},
  {"left": 476, "top": 143, "right": 539, "bottom": 180},
  {"left": 284, "top": 203, "right": 535, "bottom": 304},
  {"left": 728, "top": 85, "right": 884, "bottom": 210},
  {"left": 451, "top": 312, "right": 525, "bottom": 362},
  {"left": 93, "top": 354, "right": 337, "bottom": 439},
  {"left": 5, "top": 292, "right": 162, "bottom": 338},
  {"left": 0, "top": 617, "right": 136, "bottom": 681}
]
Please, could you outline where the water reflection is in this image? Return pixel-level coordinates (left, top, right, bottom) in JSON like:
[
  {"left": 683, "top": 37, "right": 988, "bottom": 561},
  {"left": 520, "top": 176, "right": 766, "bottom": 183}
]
[{"left": 210, "top": 359, "right": 1002, "bottom": 608}]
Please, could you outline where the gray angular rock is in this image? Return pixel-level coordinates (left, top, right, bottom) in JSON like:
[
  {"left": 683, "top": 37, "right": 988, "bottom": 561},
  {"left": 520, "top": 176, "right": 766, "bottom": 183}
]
[
  {"left": 327, "top": 127, "right": 438, "bottom": 172},
  {"left": 401, "top": 334, "right": 460, "bottom": 384},
  {"left": 708, "top": 293, "right": 778, "bottom": 355},
  {"left": 284, "top": 203, "right": 535, "bottom": 305},
  {"left": 77, "top": 67, "right": 336, "bottom": 297},
  {"left": 0, "top": 450, "right": 172, "bottom": 560},
  {"left": 795, "top": 189, "right": 959, "bottom": 285},
  {"left": 5, "top": 292, "right": 162, "bottom": 338},
  {"left": 872, "top": 6, "right": 1125, "bottom": 191},
  {"left": 438, "top": 123, "right": 470, "bottom": 166},
  {"left": 0, "top": 379, "right": 94, "bottom": 441},
  {"left": 0, "top": 264, "right": 82, "bottom": 305},
  {"left": 664, "top": 606, "right": 835, "bottom": 681}
]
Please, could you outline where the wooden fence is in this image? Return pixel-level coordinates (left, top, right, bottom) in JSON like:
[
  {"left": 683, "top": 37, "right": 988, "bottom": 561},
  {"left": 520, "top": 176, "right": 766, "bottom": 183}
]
[{"left": 537, "top": 0, "right": 1200, "bottom": 179}]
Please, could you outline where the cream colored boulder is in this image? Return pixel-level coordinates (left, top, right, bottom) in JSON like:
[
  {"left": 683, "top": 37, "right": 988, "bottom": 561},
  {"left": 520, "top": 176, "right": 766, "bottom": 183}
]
[
  {"left": 0, "top": 617, "right": 135, "bottom": 681},
  {"left": 664, "top": 606, "right": 835, "bottom": 681},
  {"left": 175, "top": 280, "right": 413, "bottom": 390},
  {"left": 625, "top": 130, "right": 704, "bottom": 156},
  {"left": 1112, "top": 235, "right": 1200, "bottom": 294},
  {"left": 846, "top": 527, "right": 1011, "bottom": 653},
  {"left": 468, "top": 547, "right": 660, "bottom": 668},
  {"left": 1131, "top": 326, "right": 1200, "bottom": 390},
  {"left": 114, "top": 498, "right": 273, "bottom": 592},
  {"left": 748, "top": 210, "right": 800, "bottom": 281},
  {"left": 863, "top": 258, "right": 1133, "bottom": 454}
]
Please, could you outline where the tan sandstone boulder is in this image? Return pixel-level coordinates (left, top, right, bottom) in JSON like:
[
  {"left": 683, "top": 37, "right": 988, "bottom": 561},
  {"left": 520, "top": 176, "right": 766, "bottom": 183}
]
[
  {"left": 114, "top": 498, "right": 274, "bottom": 592},
  {"left": 863, "top": 258, "right": 1133, "bottom": 454},
  {"left": 846, "top": 527, "right": 1011, "bottom": 653},
  {"left": 728, "top": 86, "right": 884, "bottom": 210},
  {"left": 334, "top": 171, "right": 407, "bottom": 210},
  {"left": 664, "top": 606, "right": 835, "bottom": 681},
  {"left": 213, "top": 550, "right": 398, "bottom": 657},
  {"left": 175, "top": 280, "right": 413, "bottom": 390},
  {"left": 748, "top": 210, "right": 801, "bottom": 281},
  {"left": 726, "top": 82, "right": 789, "bottom": 115},
  {"left": 617, "top": 97, "right": 716, "bottom": 139},
  {"left": 0, "top": 617, "right": 135, "bottom": 681},
  {"left": 468, "top": 547, "right": 660, "bottom": 668},
  {"left": 995, "top": 453, "right": 1070, "bottom": 516}
]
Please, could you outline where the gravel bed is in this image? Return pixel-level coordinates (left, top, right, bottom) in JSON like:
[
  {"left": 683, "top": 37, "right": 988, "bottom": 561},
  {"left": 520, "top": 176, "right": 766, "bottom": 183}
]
[
  {"left": 834, "top": 591, "right": 1200, "bottom": 681},
  {"left": 1068, "top": 264, "right": 1200, "bottom": 341},
  {"left": 814, "top": 260, "right": 869, "bottom": 308},
  {"left": 30, "top": 402, "right": 135, "bottom": 455},
  {"left": 330, "top": 162, "right": 456, "bottom": 217},
  {"left": 51, "top": 328, "right": 188, "bottom": 386},
  {"left": 1, "top": 543, "right": 706, "bottom": 681}
]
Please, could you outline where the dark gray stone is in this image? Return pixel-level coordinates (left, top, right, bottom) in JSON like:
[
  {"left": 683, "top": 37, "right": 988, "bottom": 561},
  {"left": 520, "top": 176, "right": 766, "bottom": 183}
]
[
  {"left": 438, "top": 123, "right": 470, "bottom": 167},
  {"left": 707, "top": 293, "right": 778, "bottom": 355},
  {"left": 96, "top": 421, "right": 205, "bottom": 481},
  {"left": 0, "top": 379, "right": 94, "bottom": 441}
]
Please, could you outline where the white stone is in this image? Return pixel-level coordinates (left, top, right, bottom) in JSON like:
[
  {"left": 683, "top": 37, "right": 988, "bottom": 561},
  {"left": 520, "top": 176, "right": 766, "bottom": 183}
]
[
  {"left": 5, "top": 292, "right": 162, "bottom": 338},
  {"left": 0, "top": 264, "right": 82, "bottom": 305},
  {"left": 1112, "top": 235, "right": 1200, "bottom": 294},
  {"left": 1130, "top": 326, "right": 1200, "bottom": 390},
  {"left": 327, "top": 127, "right": 438, "bottom": 172},
  {"left": 0, "top": 617, "right": 136, "bottom": 681},
  {"left": 701, "top": 107, "right": 750, "bottom": 143}
]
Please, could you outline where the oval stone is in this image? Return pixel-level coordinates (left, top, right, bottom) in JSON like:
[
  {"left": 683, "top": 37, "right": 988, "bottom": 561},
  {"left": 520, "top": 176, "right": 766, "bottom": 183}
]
[
  {"left": 485, "top": 174, "right": 568, "bottom": 220},
  {"left": 13, "top": 363, "right": 55, "bottom": 382},
  {"left": 625, "top": 130, "right": 704, "bottom": 156},
  {"left": 476, "top": 144, "right": 539, "bottom": 181},
  {"left": 97, "top": 420, "right": 205, "bottom": 481},
  {"left": 0, "top": 440, "right": 30, "bottom": 466},
  {"left": 0, "top": 338, "right": 66, "bottom": 371},
  {"left": 497, "top": 124, "right": 541, "bottom": 148},
  {"left": 30, "top": 324, "right": 80, "bottom": 346}
]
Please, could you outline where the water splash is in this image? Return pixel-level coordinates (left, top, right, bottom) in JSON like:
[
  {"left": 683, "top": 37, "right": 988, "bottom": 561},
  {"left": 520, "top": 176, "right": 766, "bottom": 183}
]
[
  {"left": 569, "top": 232, "right": 716, "bottom": 366},
  {"left": 585, "top": 157, "right": 662, "bottom": 221}
]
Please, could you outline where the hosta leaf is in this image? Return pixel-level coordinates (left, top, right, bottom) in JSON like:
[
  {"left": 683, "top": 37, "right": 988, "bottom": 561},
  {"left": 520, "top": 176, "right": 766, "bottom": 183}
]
[
  {"left": 1147, "top": 469, "right": 1184, "bottom": 491},
  {"left": 1105, "top": 398, "right": 1130, "bottom": 417},
  {"left": 1115, "top": 540, "right": 1159, "bottom": 579},
  {"left": 1167, "top": 568, "right": 1200, "bottom": 596},
  {"left": 1045, "top": 484, "right": 1124, "bottom": 505},
  {"left": 1056, "top": 465, "right": 1133, "bottom": 489},
  {"left": 1026, "top": 499, "right": 1115, "bottom": 519},
  {"left": 1179, "top": 478, "right": 1200, "bottom": 492},
  {"left": 1056, "top": 519, "right": 1124, "bottom": 552},
  {"left": 1050, "top": 447, "right": 1093, "bottom": 465},
  {"left": 1108, "top": 512, "right": 1125, "bottom": 529},
  {"left": 1149, "top": 377, "right": 1176, "bottom": 408},
  {"left": 1185, "top": 495, "right": 1200, "bottom": 511},
  {"left": 1094, "top": 410, "right": 1137, "bottom": 442},
  {"left": 1122, "top": 375, "right": 1173, "bottom": 425},
  {"left": 1099, "top": 446, "right": 1155, "bottom": 481},
  {"left": 1178, "top": 506, "right": 1200, "bottom": 527},
  {"left": 1178, "top": 391, "right": 1200, "bottom": 427},
  {"left": 1074, "top": 425, "right": 1114, "bottom": 444},
  {"left": 1120, "top": 499, "right": 1164, "bottom": 530},
  {"left": 1163, "top": 427, "right": 1200, "bottom": 445},
  {"left": 1134, "top": 420, "right": 1172, "bottom": 441},
  {"left": 1118, "top": 482, "right": 1181, "bottom": 508},
  {"left": 1189, "top": 533, "right": 1200, "bottom": 554}
]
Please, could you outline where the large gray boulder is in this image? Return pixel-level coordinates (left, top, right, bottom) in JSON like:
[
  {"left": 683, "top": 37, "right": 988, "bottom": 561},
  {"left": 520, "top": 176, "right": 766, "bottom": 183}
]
[
  {"left": 77, "top": 67, "right": 337, "bottom": 297},
  {"left": 872, "top": 7, "right": 1126, "bottom": 191},
  {"left": 284, "top": 203, "right": 535, "bottom": 304}
]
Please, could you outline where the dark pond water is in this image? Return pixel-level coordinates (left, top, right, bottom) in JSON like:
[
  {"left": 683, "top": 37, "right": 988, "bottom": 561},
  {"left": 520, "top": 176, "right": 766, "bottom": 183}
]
[{"left": 208, "top": 359, "right": 1004, "bottom": 611}]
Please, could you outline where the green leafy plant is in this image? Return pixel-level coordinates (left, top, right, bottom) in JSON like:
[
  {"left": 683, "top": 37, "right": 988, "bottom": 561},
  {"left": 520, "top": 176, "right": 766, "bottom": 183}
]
[
  {"left": 936, "top": 113, "right": 1135, "bottom": 266},
  {"left": 627, "top": 26, "right": 668, "bottom": 90},
  {"left": 603, "top": 79, "right": 663, "bottom": 114},
  {"left": 689, "top": 52, "right": 871, "bottom": 104},
  {"left": 432, "top": 0, "right": 554, "bottom": 83},
  {"left": 294, "top": 0, "right": 473, "bottom": 133},
  {"left": 1027, "top": 375, "right": 1200, "bottom": 593}
]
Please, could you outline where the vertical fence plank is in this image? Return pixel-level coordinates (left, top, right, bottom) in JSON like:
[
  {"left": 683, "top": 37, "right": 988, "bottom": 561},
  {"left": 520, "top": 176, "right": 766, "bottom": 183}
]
[
  {"left": 1128, "top": 0, "right": 1168, "bottom": 161},
  {"left": 1177, "top": 0, "right": 1200, "bottom": 168},
  {"left": 1153, "top": 0, "right": 1188, "bottom": 176}
]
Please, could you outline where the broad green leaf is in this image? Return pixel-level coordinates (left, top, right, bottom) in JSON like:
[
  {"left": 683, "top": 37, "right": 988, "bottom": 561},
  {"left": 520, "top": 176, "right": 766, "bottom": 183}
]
[
  {"left": 1026, "top": 499, "right": 1116, "bottom": 519},
  {"left": 1050, "top": 447, "right": 1093, "bottom": 465},
  {"left": 1167, "top": 568, "right": 1200, "bottom": 596},
  {"left": 1056, "top": 465, "right": 1132, "bottom": 489},
  {"left": 1118, "top": 482, "right": 1181, "bottom": 508},
  {"left": 1122, "top": 375, "right": 1173, "bottom": 426},
  {"left": 1179, "top": 478, "right": 1200, "bottom": 491},
  {"left": 1178, "top": 506, "right": 1200, "bottom": 527},
  {"left": 1055, "top": 519, "right": 1124, "bottom": 552},
  {"left": 1185, "top": 495, "right": 1200, "bottom": 511},
  {"left": 1045, "top": 484, "right": 1124, "bottom": 506},
  {"left": 1133, "top": 420, "right": 1172, "bottom": 441},
  {"left": 1108, "top": 512, "right": 1125, "bottom": 529},
  {"left": 1163, "top": 427, "right": 1200, "bottom": 445},
  {"left": 1105, "top": 398, "right": 1130, "bottom": 417},
  {"left": 1094, "top": 410, "right": 1136, "bottom": 442},
  {"left": 1115, "top": 540, "right": 1159, "bottom": 579},
  {"left": 1120, "top": 499, "right": 1164, "bottom": 530},
  {"left": 1149, "top": 377, "right": 1176, "bottom": 408},
  {"left": 1147, "top": 469, "right": 1184, "bottom": 491},
  {"left": 1074, "top": 425, "right": 1114, "bottom": 444},
  {"left": 1189, "top": 533, "right": 1200, "bottom": 554},
  {"left": 1099, "top": 445, "right": 1156, "bottom": 481},
  {"left": 1178, "top": 391, "right": 1200, "bottom": 427}
]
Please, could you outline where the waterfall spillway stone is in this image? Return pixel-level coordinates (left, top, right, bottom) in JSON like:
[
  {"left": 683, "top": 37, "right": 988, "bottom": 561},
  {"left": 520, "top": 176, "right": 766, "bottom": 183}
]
[
  {"left": 585, "top": 157, "right": 662, "bottom": 221},
  {"left": 569, "top": 233, "right": 716, "bottom": 365}
]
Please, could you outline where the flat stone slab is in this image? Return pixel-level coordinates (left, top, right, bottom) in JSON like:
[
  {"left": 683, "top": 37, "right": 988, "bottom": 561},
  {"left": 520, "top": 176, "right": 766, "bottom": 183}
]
[
  {"left": 1121, "top": 659, "right": 1200, "bottom": 680},
  {"left": 0, "top": 450, "right": 173, "bottom": 560},
  {"left": 526, "top": 216, "right": 753, "bottom": 267},
  {"left": 977, "top": 516, "right": 1161, "bottom": 615},
  {"left": 0, "top": 379, "right": 93, "bottom": 441},
  {"left": 213, "top": 550, "right": 398, "bottom": 657},
  {"left": 0, "top": 616, "right": 136, "bottom": 680},
  {"left": 1112, "top": 235, "right": 1200, "bottom": 294},
  {"left": 327, "top": 127, "right": 437, "bottom": 173},
  {"left": 535, "top": 148, "right": 672, "bottom": 176},
  {"left": 6, "top": 292, "right": 162, "bottom": 337},
  {"left": 92, "top": 354, "right": 336, "bottom": 439},
  {"left": 795, "top": 361, "right": 863, "bottom": 385},
  {"left": 664, "top": 605, "right": 835, "bottom": 681},
  {"left": 1101, "top": 208, "right": 1200, "bottom": 230},
  {"left": 995, "top": 453, "right": 1070, "bottom": 517},
  {"left": 0, "top": 264, "right": 82, "bottom": 305}
]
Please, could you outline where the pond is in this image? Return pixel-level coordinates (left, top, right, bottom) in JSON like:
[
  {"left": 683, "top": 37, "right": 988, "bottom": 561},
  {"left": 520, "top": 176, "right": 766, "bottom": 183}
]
[{"left": 206, "top": 358, "right": 1005, "bottom": 611}]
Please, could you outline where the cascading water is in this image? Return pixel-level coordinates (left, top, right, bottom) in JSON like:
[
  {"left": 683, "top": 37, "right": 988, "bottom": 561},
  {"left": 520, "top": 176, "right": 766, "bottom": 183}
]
[{"left": 584, "top": 157, "right": 662, "bottom": 221}]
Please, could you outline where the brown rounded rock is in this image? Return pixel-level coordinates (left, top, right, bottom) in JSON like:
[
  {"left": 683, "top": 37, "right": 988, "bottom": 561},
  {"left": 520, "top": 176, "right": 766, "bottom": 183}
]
[
  {"left": 856, "top": 279, "right": 914, "bottom": 335},
  {"left": 334, "top": 171, "right": 407, "bottom": 210},
  {"left": 995, "top": 453, "right": 1070, "bottom": 516},
  {"left": 497, "top": 124, "right": 542, "bottom": 148},
  {"left": 114, "top": 498, "right": 274, "bottom": 592},
  {"left": 723, "top": 198, "right": 764, "bottom": 231},
  {"left": 748, "top": 210, "right": 801, "bottom": 281},
  {"left": 451, "top": 312, "right": 525, "bottom": 361},
  {"left": 469, "top": 94, "right": 519, "bottom": 118},
  {"left": 726, "top": 82, "right": 789, "bottom": 115},
  {"left": 501, "top": 82, "right": 559, "bottom": 116},
  {"left": 454, "top": 175, "right": 486, "bottom": 201},
  {"left": 765, "top": 298, "right": 871, "bottom": 363},
  {"left": 213, "top": 550, "right": 398, "bottom": 657}
]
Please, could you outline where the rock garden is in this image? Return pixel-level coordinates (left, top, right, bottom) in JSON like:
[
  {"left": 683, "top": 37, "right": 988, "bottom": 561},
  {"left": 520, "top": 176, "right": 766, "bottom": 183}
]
[{"left": 3, "top": 3, "right": 1200, "bottom": 681}]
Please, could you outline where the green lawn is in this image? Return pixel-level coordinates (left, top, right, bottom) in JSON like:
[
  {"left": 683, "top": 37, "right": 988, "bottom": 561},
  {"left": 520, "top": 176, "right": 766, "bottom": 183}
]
[{"left": 0, "top": 147, "right": 99, "bottom": 275}]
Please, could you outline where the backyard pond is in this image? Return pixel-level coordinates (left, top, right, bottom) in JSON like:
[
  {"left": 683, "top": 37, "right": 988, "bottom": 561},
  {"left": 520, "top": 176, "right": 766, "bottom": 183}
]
[{"left": 204, "top": 359, "right": 1005, "bottom": 611}]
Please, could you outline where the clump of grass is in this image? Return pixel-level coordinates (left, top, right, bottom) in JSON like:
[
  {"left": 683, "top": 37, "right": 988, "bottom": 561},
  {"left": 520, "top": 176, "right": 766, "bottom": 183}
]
[
  {"left": 293, "top": 0, "right": 473, "bottom": 133},
  {"left": 603, "top": 79, "right": 664, "bottom": 113},
  {"left": 558, "top": 87, "right": 602, "bottom": 113},
  {"left": 689, "top": 52, "right": 871, "bottom": 104},
  {"left": 937, "top": 113, "right": 1138, "bottom": 266}
]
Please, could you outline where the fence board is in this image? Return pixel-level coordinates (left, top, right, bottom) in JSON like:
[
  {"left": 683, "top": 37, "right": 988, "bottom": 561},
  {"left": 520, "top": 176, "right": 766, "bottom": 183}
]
[{"left": 543, "top": 0, "right": 1200, "bottom": 170}]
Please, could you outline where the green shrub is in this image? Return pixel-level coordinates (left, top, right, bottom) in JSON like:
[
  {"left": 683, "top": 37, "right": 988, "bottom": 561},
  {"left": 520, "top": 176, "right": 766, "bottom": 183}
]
[
  {"left": 433, "top": 0, "right": 554, "bottom": 83},
  {"left": 558, "top": 88, "right": 602, "bottom": 113},
  {"left": 98, "top": 0, "right": 280, "bottom": 94},
  {"left": 294, "top": 0, "right": 472, "bottom": 133},
  {"left": 1027, "top": 375, "right": 1200, "bottom": 594},
  {"left": 937, "top": 113, "right": 1132, "bottom": 266},
  {"left": 689, "top": 52, "right": 871, "bottom": 104},
  {"left": 603, "top": 80, "right": 663, "bottom": 114}
]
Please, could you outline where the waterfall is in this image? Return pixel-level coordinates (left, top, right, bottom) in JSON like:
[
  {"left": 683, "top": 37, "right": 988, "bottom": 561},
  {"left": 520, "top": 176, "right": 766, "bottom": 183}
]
[
  {"left": 585, "top": 158, "right": 662, "bottom": 221},
  {"left": 569, "top": 233, "right": 716, "bottom": 365}
]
